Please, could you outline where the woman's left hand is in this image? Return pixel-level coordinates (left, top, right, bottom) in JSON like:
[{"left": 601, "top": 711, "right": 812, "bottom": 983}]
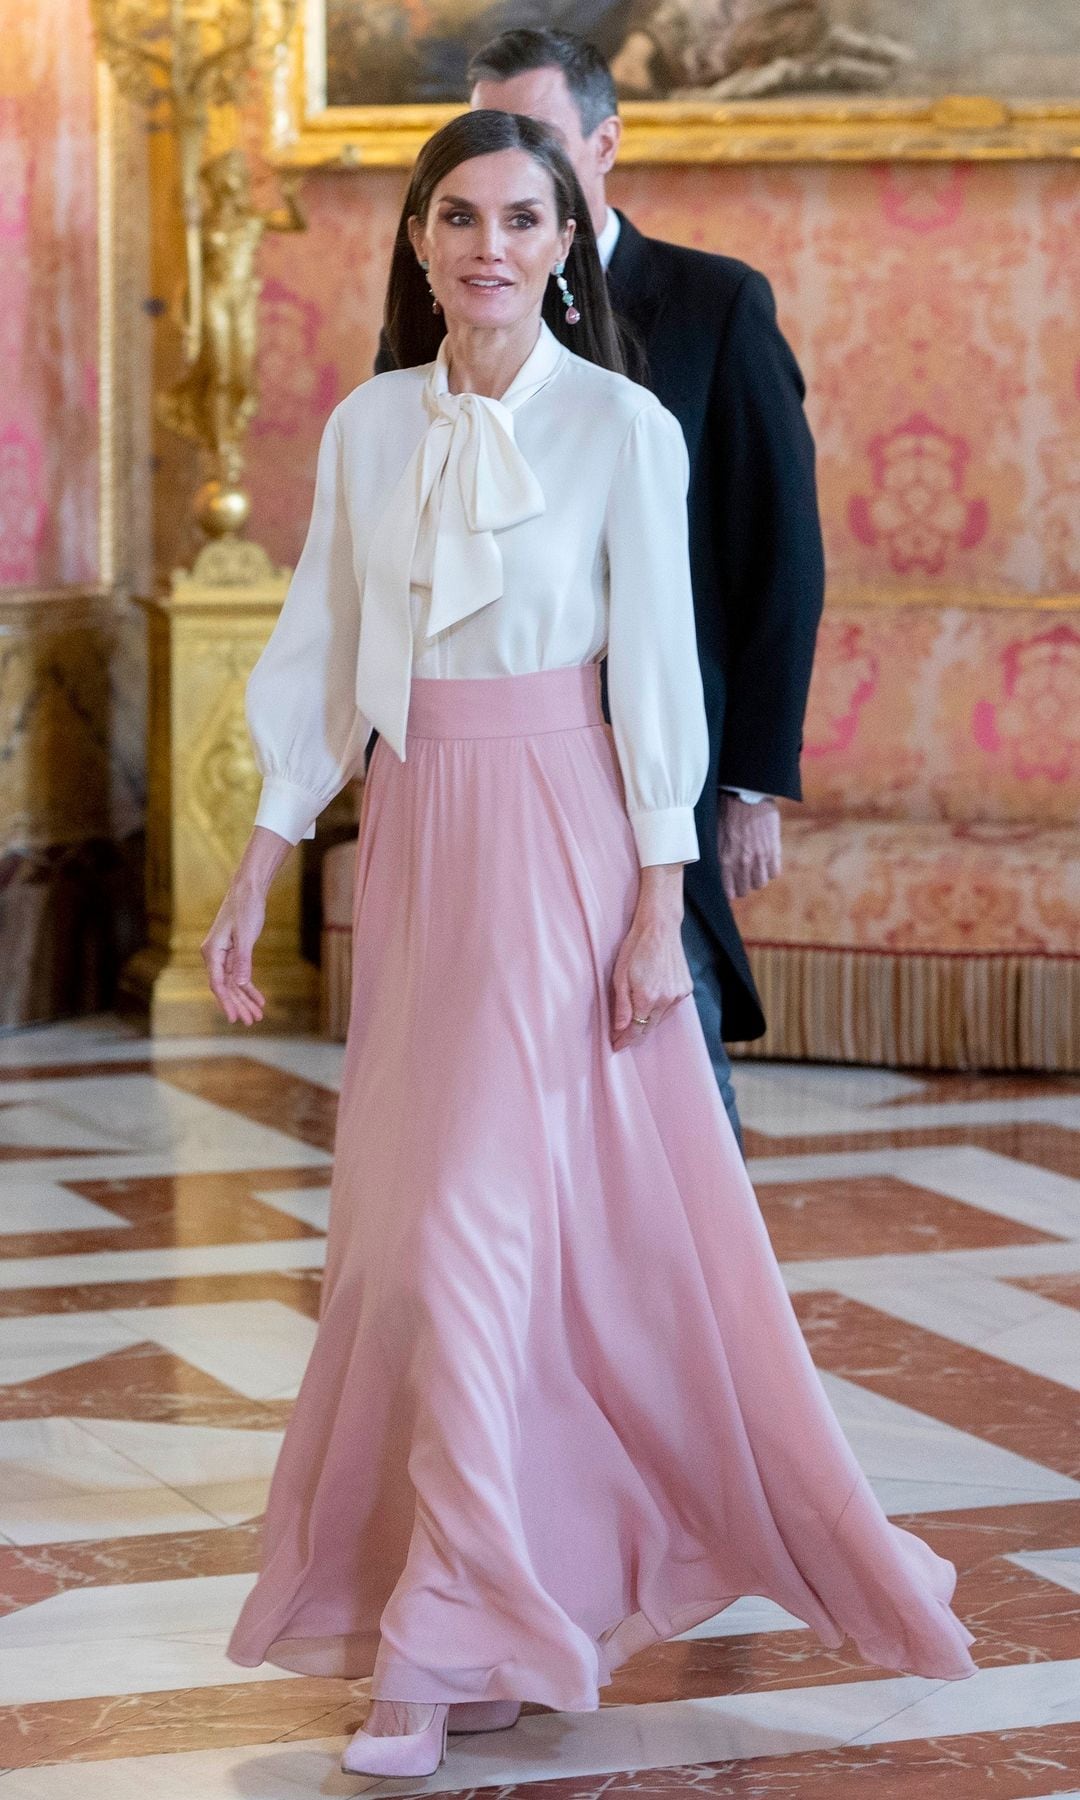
[{"left": 610, "top": 863, "right": 693, "bottom": 1051}]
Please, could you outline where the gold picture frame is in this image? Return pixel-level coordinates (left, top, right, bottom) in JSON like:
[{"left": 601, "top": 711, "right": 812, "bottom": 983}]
[{"left": 267, "top": 1, "right": 1080, "bottom": 167}]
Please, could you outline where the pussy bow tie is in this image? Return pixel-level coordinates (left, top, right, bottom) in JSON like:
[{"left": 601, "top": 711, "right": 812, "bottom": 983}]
[{"left": 357, "top": 381, "right": 547, "bottom": 760}]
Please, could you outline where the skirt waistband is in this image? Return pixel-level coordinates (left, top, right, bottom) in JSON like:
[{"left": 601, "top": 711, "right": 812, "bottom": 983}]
[{"left": 406, "top": 665, "right": 604, "bottom": 741}]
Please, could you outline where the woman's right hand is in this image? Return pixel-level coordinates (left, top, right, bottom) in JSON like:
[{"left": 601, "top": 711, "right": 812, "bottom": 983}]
[
  {"left": 202, "top": 880, "right": 268, "bottom": 1025},
  {"left": 201, "top": 825, "right": 295, "bottom": 1025}
]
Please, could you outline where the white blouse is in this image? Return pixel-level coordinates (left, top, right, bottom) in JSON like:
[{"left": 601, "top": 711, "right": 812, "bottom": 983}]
[{"left": 246, "top": 319, "right": 709, "bottom": 867}]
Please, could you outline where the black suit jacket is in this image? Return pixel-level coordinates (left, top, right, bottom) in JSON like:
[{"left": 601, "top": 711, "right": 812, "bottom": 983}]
[
  {"left": 373, "top": 212, "right": 824, "bottom": 1041},
  {"left": 604, "top": 214, "right": 824, "bottom": 1041}
]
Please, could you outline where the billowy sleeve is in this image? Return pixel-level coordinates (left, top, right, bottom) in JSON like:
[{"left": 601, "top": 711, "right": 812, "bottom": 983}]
[
  {"left": 245, "top": 406, "right": 372, "bottom": 844},
  {"left": 604, "top": 401, "right": 709, "bottom": 867}
]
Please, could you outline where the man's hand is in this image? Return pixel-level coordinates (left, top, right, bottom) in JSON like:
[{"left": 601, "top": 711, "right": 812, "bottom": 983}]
[{"left": 719, "top": 794, "right": 782, "bottom": 901}]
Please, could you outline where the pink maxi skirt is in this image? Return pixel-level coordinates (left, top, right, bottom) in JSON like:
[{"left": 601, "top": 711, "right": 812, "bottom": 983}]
[{"left": 227, "top": 664, "right": 976, "bottom": 1707}]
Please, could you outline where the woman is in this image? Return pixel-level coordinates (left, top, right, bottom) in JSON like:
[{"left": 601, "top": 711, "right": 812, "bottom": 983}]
[{"left": 207, "top": 110, "right": 976, "bottom": 1781}]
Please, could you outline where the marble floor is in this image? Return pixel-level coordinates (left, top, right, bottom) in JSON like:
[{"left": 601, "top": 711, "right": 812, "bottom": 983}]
[{"left": 1, "top": 1019, "right": 1080, "bottom": 1798}]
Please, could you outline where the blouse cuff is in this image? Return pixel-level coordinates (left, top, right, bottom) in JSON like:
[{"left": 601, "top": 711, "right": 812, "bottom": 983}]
[
  {"left": 629, "top": 805, "right": 700, "bottom": 868},
  {"left": 254, "top": 777, "right": 322, "bottom": 845}
]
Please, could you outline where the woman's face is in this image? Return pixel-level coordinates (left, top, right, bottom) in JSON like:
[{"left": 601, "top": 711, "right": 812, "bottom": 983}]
[{"left": 408, "top": 149, "right": 575, "bottom": 336}]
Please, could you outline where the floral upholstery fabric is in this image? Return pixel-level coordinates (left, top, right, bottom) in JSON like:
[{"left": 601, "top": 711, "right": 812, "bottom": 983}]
[
  {"left": 749, "top": 602, "right": 1080, "bottom": 971},
  {"left": 729, "top": 601, "right": 1078, "bottom": 1067},
  {"left": 735, "top": 816, "right": 1079, "bottom": 957},
  {"left": 801, "top": 607, "right": 1080, "bottom": 826}
]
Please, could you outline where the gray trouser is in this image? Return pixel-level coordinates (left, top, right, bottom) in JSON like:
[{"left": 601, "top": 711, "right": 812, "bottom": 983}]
[{"left": 681, "top": 904, "right": 744, "bottom": 1156}]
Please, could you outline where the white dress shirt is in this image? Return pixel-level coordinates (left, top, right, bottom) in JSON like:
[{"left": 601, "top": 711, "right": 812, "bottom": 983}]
[
  {"left": 246, "top": 320, "right": 709, "bottom": 868},
  {"left": 595, "top": 206, "right": 622, "bottom": 271}
]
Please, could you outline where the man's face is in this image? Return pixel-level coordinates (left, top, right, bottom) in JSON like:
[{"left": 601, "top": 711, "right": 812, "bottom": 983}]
[{"left": 469, "top": 67, "right": 619, "bottom": 229}]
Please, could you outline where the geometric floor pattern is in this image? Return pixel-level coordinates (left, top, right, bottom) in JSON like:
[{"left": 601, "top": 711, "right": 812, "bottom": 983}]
[{"left": 1, "top": 1016, "right": 1080, "bottom": 1796}]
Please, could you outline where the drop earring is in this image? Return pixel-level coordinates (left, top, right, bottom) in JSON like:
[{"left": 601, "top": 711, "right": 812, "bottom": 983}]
[
  {"left": 419, "top": 257, "right": 441, "bottom": 316},
  {"left": 553, "top": 259, "right": 580, "bottom": 325}
]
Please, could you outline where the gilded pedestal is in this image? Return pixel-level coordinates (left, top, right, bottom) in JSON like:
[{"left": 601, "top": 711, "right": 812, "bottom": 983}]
[{"left": 120, "top": 542, "right": 318, "bottom": 1034}]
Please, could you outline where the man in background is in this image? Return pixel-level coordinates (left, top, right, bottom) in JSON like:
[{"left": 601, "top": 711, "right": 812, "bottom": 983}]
[{"left": 379, "top": 30, "right": 825, "bottom": 1144}]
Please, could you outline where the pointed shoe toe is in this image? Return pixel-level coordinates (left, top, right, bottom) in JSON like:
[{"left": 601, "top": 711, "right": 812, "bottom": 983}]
[
  {"left": 340, "top": 1704, "right": 449, "bottom": 1777},
  {"left": 447, "top": 1699, "right": 522, "bottom": 1734}
]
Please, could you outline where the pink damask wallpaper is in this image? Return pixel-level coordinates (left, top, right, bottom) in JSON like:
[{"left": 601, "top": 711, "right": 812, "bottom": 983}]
[
  {"left": 0, "top": 0, "right": 100, "bottom": 589},
  {"left": 242, "top": 159, "right": 1080, "bottom": 600}
]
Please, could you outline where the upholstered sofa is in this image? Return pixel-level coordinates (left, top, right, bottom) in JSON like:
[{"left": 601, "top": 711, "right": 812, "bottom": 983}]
[
  {"left": 321, "top": 600, "right": 1079, "bottom": 1070},
  {"left": 730, "top": 601, "right": 1079, "bottom": 1070}
]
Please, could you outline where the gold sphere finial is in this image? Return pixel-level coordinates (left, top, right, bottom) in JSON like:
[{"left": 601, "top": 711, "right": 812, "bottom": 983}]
[{"left": 194, "top": 480, "right": 252, "bottom": 539}]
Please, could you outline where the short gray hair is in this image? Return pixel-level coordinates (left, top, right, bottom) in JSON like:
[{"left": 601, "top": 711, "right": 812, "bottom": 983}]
[{"left": 466, "top": 29, "right": 619, "bottom": 136}]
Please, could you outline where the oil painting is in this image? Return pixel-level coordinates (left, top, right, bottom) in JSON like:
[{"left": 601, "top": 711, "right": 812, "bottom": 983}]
[{"left": 320, "top": 0, "right": 1080, "bottom": 110}]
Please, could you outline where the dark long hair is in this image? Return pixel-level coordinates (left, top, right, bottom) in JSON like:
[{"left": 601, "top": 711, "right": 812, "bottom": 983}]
[{"left": 384, "top": 110, "right": 624, "bottom": 376}]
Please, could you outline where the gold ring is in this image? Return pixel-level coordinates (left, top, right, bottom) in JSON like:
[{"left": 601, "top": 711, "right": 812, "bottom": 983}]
[{"left": 632, "top": 1014, "right": 649, "bottom": 1027}]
